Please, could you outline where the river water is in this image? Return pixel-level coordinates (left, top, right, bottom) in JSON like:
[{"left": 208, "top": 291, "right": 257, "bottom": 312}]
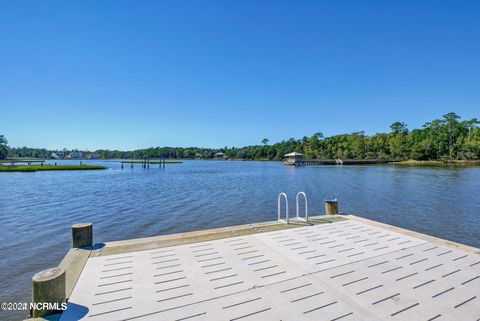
[{"left": 0, "top": 160, "right": 479, "bottom": 320}]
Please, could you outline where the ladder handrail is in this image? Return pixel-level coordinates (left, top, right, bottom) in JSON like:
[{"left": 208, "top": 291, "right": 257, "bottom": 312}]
[
  {"left": 296, "top": 192, "right": 308, "bottom": 221},
  {"left": 277, "top": 192, "right": 289, "bottom": 224}
]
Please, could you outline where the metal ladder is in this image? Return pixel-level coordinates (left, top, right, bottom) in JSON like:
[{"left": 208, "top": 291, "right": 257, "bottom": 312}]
[
  {"left": 277, "top": 193, "right": 289, "bottom": 224},
  {"left": 296, "top": 192, "right": 308, "bottom": 222},
  {"left": 277, "top": 192, "right": 308, "bottom": 224}
]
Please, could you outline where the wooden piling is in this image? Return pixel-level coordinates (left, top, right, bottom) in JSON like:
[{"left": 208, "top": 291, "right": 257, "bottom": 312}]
[
  {"left": 325, "top": 199, "right": 338, "bottom": 215},
  {"left": 72, "top": 223, "right": 93, "bottom": 248},
  {"left": 31, "top": 267, "right": 66, "bottom": 318}
]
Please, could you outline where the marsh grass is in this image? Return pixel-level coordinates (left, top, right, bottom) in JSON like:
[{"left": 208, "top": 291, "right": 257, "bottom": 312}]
[{"left": 0, "top": 164, "right": 106, "bottom": 172}]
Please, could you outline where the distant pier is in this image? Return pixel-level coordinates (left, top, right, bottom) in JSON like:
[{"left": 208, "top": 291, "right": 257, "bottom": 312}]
[
  {"left": 120, "top": 158, "right": 183, "bottom": 169},
  {"left": 288, "top": 158, "right": 397, "bottom": 166},
  {"left": 120, "top": 159, "right": 183, "bottom": 164},
  {"left": 283, "top": 152, "right": 397, "bottom": 166}
]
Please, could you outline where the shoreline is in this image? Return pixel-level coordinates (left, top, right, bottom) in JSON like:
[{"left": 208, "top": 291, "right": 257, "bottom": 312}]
[{"left": 2, "top": 158, "right": 480, "bottom": 167}]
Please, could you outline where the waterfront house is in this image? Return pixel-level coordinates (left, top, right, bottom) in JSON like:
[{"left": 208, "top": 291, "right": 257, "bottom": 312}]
[
  {"left": 51, "top": 152, "right": 64, "bottom": 159},
  {"left": 214, "top": 152, "right": 225, "bottom": 159},
  {"left": 68, "top": 152, "right": 83, "bottom": 159},
  {"left": 284, "top": 152, "right": 304, "bottom": 165},
  {"left": 88, "top": 153, "right": 101, "bottom": 159}
]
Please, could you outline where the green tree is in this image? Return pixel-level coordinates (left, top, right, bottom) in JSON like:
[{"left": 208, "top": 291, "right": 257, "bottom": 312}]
[
  {"left": 442, "top": 112, "right": 461, "bottom": 158},
  {"left": 369, "top": 133, "right": 389, "bottom": 158},
  {"left": 261, "top": 138, "right": 269, "bottom": 145},
  {"left": 303, "top": 132, "right": 323, "bottom": 159},
  {"left": 388, "top": 122, "right": 409, "bottom": 159},
  {"left": 462, "top": 118, "right": 479, "bottom": 141},
  {"left": 390, "top": 122, "right": 408, "bottom": 134},
  {"left": 0, "top": 135, "right": 8, "bottom": 159}
]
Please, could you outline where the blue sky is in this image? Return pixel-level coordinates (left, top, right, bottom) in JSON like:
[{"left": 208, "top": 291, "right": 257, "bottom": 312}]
[{"left": 1, "top": 1, "right": 479, "bottom": 150}]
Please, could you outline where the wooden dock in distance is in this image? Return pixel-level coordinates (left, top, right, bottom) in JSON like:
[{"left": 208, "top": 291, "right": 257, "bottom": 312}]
[
  {"left": 120, "top": 160, "right": 183, "bottom": 164},
  {"left": 285, "top": 158, "right": 397, "bottom": 166},
  {"left": 31, "top": 215, "right": 480, "bottom": 321},
  {"left": 283, "top": 152, "right": 397, "bottom": 166}
]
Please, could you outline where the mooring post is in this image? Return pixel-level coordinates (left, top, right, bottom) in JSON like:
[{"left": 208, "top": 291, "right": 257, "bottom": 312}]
[
  {"left": 72, "top": 223, "right": 93, "bottom": 248},
  {"left": 31, "top": 267, "right": 66, "bottom": 318},
  {"left": 325, "top": 199, "right": 338, "bottom": 215}
]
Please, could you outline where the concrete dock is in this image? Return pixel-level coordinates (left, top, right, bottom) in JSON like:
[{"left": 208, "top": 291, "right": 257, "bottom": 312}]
[{"left": 32, "top": 215, "right": 479, "bottom": 321}]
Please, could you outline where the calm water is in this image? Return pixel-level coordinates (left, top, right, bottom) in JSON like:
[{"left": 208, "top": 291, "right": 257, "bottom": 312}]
[{"left": 1, "top": 160, "right": 479, "bottom": 320}]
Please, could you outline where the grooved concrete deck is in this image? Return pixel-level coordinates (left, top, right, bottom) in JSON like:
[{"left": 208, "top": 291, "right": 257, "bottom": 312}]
[{"left": 59, "top": 218, "right": 480, "bottom": 321}]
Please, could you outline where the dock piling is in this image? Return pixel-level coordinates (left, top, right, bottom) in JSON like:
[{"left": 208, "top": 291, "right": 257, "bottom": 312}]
[
  {"left": 31, "top": 267, "right": 66, "bottom": 318},
  {"left": 72, "top": 223, "right": 93, "bottom": 248},
  {"left": 325, "top": 199, "right": 338, "bottom": 215}
]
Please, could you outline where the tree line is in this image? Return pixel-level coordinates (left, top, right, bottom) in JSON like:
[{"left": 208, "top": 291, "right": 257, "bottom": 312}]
[{"left": 2, "top": 112, "right": 479, "bottom": 161}]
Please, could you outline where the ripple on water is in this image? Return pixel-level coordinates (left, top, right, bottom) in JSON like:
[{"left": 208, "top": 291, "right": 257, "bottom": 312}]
[{"left": 0, "top": 161, "right": 479, "bottom": 321}]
